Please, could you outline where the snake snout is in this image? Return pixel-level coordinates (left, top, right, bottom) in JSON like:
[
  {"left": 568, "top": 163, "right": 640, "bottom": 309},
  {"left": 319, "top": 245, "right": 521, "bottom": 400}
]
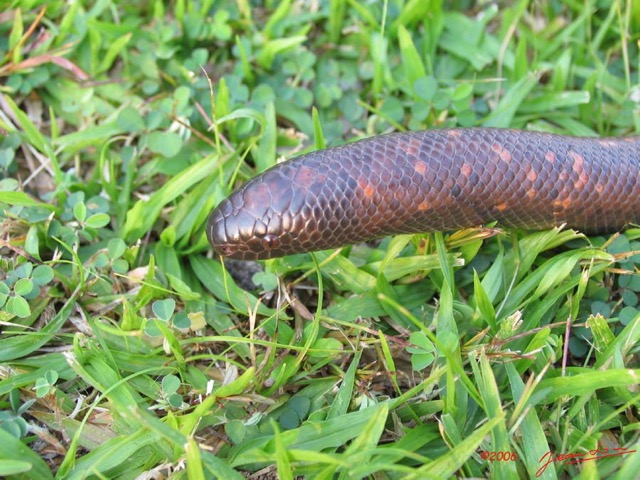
[
  {"left": 207, "top": 179, "right": 291, "bottom": 260},
  {"left": 206, "top": 203, "right": 236, "bottom": 257}
]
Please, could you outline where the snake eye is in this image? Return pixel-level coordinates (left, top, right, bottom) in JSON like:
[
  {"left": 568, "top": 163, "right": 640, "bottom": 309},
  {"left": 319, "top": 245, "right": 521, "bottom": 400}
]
[{"left": 262, "top": 234, "right": 280, "bottom": 250}]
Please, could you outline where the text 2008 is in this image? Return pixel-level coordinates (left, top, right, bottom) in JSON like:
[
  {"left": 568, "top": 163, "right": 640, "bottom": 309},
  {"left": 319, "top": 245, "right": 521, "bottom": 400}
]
[{"left": 480, "top": 451, "right": 518, "bottom": 461}]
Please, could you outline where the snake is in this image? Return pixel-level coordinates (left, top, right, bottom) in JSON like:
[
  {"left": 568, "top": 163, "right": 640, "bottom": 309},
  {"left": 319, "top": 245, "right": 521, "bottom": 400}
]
[{"left": 207, "top": 128, "right": 640, "bottom": 260}]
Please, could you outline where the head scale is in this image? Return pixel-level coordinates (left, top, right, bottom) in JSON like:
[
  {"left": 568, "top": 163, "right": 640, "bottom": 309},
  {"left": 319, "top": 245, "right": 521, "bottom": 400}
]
[{"left": 207, "top": 160, "right": 328, "bottom": 260}]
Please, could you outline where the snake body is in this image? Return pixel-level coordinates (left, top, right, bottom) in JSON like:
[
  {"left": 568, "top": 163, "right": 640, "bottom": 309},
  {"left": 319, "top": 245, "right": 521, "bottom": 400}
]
[{"left": 207, "top": 128, "right": 640, "bottom": 260}]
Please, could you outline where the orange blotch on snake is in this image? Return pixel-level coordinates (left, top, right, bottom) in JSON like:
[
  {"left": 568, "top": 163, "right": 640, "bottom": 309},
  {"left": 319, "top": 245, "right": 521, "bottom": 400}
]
[
  {"left": 527, "top": 170, "right": 538, "bottom": 182},
  {"left": 495, "top": 202, "right": 509, "bottom": 212},
  {"left": 294, "top": 165, "right": 325, "bottom": 186},
  {"left": 399, "top": 138, "right": 423, "bottom": 156},
  {"left": 527, "top": 189, "right": 537, "bottom": 199},
  {"left": 447, "top": 130, "right": 462, "bottom": 137},
  {"left": 554, "top": 199, "right": 572, "bottom": 210},
  {"left": 364, "top": 185, "right": 375, "bottom": 198},
  {"left": 418, "top": 201, "right": 430, "bottom": 211},
  {"left": 461, "top": 163, "right": 473, "bottom": 177},
  {"left": 574, "top": 171, "right": 589, "bottom": 190},
  {"left": 358, "top": 178, "right": 376, "bottom": 198},
  {"left": 595, "top": 183, "right": 605, "bottom": 193},
  {"left": 545, "top": 151, "right": 556, "bottom": 163},
  {"left": 414, "top": 160, "right": 428, "bottom": 174},
  {"left": 492, "top": 143, "right": 512, "bottom": 162},
  {"left": 568, "top": 151, "right": 584, "bottom": 173}
]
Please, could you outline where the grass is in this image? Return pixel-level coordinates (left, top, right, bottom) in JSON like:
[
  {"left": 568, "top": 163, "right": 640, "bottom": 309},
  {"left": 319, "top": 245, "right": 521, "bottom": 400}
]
[{"left": 1, "top": 0, "right": 640, "bottom": 478}]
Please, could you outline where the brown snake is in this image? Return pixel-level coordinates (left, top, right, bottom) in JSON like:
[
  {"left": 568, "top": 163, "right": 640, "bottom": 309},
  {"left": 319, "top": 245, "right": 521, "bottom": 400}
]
[{"left": 207, "top": 128, "right": 640, "bottom": 260}]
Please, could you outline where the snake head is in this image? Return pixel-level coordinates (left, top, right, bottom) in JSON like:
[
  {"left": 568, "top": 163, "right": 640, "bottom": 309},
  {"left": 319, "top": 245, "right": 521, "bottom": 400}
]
[
  {"left": 207, "top": 163, "right": 329, "bottom": 260},
  {"left": 207, "top": 134, "right": 434, "bottom": 260},
  {"left": 207, "top": 181, "right": 284, "bottom": 260}
]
